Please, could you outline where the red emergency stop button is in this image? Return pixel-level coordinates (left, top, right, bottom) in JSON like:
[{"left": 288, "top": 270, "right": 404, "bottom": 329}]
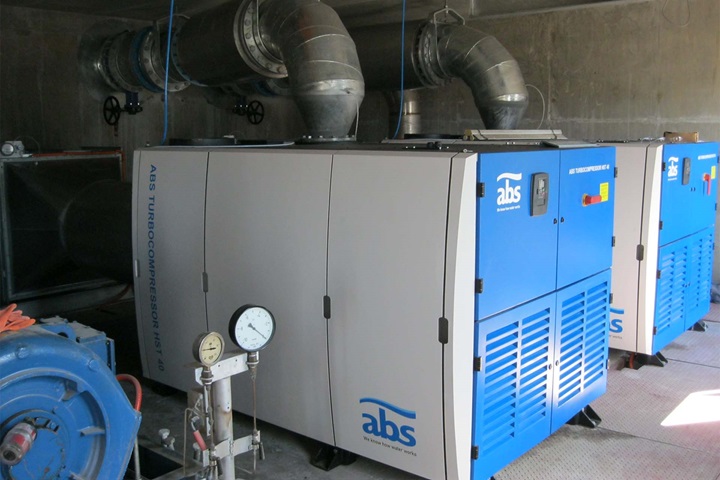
[{"left": 583, "top": 194, "right": 602, "bottom": 206}]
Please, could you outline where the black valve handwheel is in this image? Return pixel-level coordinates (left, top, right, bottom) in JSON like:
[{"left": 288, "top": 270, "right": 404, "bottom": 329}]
[
  {"left": 247, "top": 100, "right": 265, "bottom": 125},
  {"left": 103, "top": 96, "right": 122, "bottom": 126}
]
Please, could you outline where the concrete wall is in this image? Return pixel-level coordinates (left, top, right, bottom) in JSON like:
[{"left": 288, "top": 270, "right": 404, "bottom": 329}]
[
  {"left": 358, "top": 0, "right": 720, "bottom": 141},
  {"left": 5, "top": 1, "right": 718, "bottom": 149}
]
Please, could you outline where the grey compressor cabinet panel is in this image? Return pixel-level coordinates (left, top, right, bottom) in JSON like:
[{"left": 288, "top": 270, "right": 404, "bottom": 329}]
[{"left": 204, "top": 151, "right": 336, "bottom": 445}]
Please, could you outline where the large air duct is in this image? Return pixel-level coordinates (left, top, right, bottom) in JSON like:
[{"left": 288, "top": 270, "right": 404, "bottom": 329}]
[
  {"left": 434, "top": 24, "right": 529, "bottom": 130},
  {"left": 258, "top": 0, "right": 365, "bottom": 139},
  {"left": 350, "top": 10, "right": 528, "bottom": 130},
  {"left": 87, "top": 0, "right": 364, "bottom": 139}
]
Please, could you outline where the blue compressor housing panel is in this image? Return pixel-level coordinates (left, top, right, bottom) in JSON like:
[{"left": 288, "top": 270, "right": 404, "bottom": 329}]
[
  {"left": 476, "top": 147, "right": 616, "bottom": 320},
  {"left": 475, "top": 150, "right": 559, "bottom": 320},
  {"left": 471, "top": 270, "right": 611, "bottom": 480},
  {"left": 472, "top": 294, "right": 556, "bottom": 480},
  {"left": 551, "top": 270, "right": 611, "bottom": 431},
  {"left": 653, "top": 226, "right": 714, "bottom": 353},
  {"left": 472, "top": 145, "right": 615, "bottom": 480},
  {"left": 556, "top": 148, "right": 615, "bottom": 288},
  {"left": 651, "top": 141, "right": 717, "bottom": 354},
  {"left": 658, "top": 142, "right": 718, "bottom": 247},
  {"left": 684, "top": 227, "right": 714, "bottom": 330}
]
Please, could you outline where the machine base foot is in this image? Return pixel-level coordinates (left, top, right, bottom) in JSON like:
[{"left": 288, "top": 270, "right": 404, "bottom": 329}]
[
  {"left": 625, "top": 351, "right": 668, "bottom": 370},
  {"left": 311, "top": 445, "right": 357, "bottom": 471},
  {"left": 566, "top": 405, "right": 602, "bottom": 428},
  {"left": 691, "top": 320, "right": 708, "bottom": 332}
]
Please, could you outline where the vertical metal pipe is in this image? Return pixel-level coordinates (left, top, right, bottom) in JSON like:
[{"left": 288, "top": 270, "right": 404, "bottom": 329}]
[
  {"left": 384, "top": 89, "right": 422, "bottom": 138},
  {"left": 132, "top": 438, "right": 141, "bottom": 480},
  {"left": 212, "top": 377, "right": 234, "bottom": 480}
]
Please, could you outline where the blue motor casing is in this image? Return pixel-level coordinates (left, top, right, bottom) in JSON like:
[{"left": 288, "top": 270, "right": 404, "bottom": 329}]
[
  {"left": 36, "top": 316, "right": 117, "bottom": 373},
  {"left": 0, "top": 326, "right": 141, "bottom": 480}
]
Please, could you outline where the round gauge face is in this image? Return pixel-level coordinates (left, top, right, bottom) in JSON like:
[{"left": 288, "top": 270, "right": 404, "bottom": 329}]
[
  {"left": 1, "top": 142, "right": 15, "bottom": 156},
  {"left": 192, "top": 331, "right": 225, "bottom": 366},
  {"left": 229, "top": 305, "right": 276, "bottom": 352}
]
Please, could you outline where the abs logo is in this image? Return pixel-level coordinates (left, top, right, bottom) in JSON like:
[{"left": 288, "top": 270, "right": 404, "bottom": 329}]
[
  {"left": 609, "top": 307, "right": 624, "bottom": 334},
  {"left": 667, "top": 157, "right": 679, "bottom": 181},
  {"left": 496, "top": 173, "right": 522, "bottom": 206},
  {"left": 360, "top": 398, "right": 416, "bottom": 447}
]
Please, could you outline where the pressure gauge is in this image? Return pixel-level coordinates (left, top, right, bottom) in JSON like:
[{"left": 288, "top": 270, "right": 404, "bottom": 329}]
[
  {"left": 1, "top": 141, "right": 23, "bottom": 157},
  {"left": 228, "top": 305, "right": 276, "bottom": 352},
  {"left": 1, "top": 142, "right": 15, "bottom": 156},
  {"left": 192, "top": 331, "right": 225, "bottom": 366}
]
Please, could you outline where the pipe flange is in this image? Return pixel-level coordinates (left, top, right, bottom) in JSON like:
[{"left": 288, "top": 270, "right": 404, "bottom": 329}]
[
  {"left": 106, "top": 31, "right": 143, "bottom": 92},
  {"left": 140, "top": 28, "right": 190, "bottom": 92},
  {"left": 171, "top": 20, "right": 208, "bottom": 87},
  {"left": 235, "top": 0, "right": 286, "bottom": 78},
  {"left": 131, "top": 28, "right": 164, "bottom": 93},
  {"left": 98, "top": 37, "right": 125, "bottom": 92},
  {"left": 413, "top": 22, "right": 449, "bottom": 88}
]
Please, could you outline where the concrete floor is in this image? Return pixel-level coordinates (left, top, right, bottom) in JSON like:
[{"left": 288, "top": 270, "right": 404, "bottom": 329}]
[{"left": 71, "top": 301, "right": 720, "bottom": 480}]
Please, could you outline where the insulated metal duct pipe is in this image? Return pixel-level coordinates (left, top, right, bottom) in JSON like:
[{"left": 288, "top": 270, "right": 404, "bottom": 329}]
[
  {"left": 434, "top": 24, "right": 529, "bottom": 130},
  {"left": 87, "top": 0, "right": 364, "bottom": 139},
  {"left": 172, "top": 1, "right": 282, "bottom": 86},
  {"left": 350, "top": 12, "right": 528, "bottom": 130},
  {"left": 257, "top": 0, "right": 365, "bottom": 139},
  {"left": 97, "top": 27, "right": 189, "bottom": 94}
]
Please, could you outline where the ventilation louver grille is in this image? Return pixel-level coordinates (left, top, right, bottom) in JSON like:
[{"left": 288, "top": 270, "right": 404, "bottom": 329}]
[
  {"left": 480, "top": 308, "right": 552, "bottom": 454},
  {"left": 556, "top": 281, "right": 609, "bottom": 408},
  {"left": 655, "top": 243, "right": 687, "bottom": 337},
  {"left": 687, "top": 230, "right": 713, "bottom": 315}
]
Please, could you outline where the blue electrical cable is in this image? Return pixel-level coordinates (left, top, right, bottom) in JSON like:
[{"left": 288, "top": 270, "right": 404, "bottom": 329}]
[
  {"left": 392, "top": 0, "right": 407, "bottom": 139},
  {"left": 160, "top": 0, "right": 175, "bottom": 145}
]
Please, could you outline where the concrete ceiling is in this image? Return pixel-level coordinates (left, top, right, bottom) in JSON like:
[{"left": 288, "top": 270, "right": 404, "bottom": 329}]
[{"left": 0, "top": 0, "right": 623, "bottom": 23}]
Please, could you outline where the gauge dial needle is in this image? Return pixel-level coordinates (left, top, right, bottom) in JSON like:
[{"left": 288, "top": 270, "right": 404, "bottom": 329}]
[{"left": 248, "top": 323, "right": 267, "bottom": 339}]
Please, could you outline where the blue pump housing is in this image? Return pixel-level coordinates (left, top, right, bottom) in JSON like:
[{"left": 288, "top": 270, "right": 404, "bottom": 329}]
[
  {"left": 472, "top": 146, "right": 615, "bottom": 480},
  {"left": 0, "top": 324, "right": 141, "bottom": 479}
]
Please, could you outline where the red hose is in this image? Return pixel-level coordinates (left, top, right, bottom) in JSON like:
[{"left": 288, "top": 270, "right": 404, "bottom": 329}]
[
  {"left": 116, "top": 374, "right": 143, "bottom": 411},
  {"left": 192, "top": 430, "right": 208, "bottom": 451}
]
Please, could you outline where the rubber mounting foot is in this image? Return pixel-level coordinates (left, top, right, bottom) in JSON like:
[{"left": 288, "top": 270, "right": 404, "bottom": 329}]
[{"left": 311, "top": 445, "right": 357, "bottom": 471}]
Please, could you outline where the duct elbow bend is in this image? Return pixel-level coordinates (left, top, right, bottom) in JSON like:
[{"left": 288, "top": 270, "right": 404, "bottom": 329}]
[
  {"left": 260, "top": 0, "right": 365, "bottom": 139},
  {"left": 438, "top": 25, "right": 528, "bottom": 130}
]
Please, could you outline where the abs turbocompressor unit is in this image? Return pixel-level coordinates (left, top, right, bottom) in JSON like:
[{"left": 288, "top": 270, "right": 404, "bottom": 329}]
[
  {"left": 132, "top": 142, "right": 615, "bottom": 480},
  {"left": 608, "top": 141, "right": 718, "bottom": 360}
]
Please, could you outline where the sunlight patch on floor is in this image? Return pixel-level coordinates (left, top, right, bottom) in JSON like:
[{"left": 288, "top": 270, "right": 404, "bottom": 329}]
[{"left": 662, "top": 390, "right": 720, "bottom": 427}]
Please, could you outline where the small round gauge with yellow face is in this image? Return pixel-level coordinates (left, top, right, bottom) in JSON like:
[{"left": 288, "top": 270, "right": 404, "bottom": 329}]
[{"left": 192, "top": 331, "right": 225, "bottom": 366}]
